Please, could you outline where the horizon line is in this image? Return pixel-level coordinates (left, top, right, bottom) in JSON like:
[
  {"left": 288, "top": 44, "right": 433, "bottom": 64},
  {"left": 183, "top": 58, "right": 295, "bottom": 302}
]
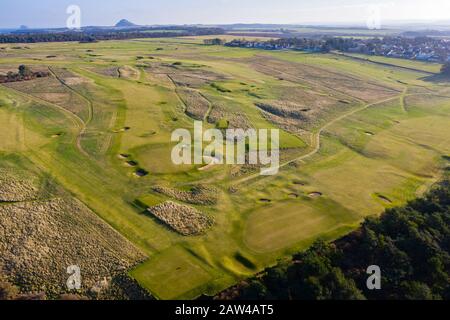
[{"left": 2, "top": 18, "right": 450, "bottom": 30}]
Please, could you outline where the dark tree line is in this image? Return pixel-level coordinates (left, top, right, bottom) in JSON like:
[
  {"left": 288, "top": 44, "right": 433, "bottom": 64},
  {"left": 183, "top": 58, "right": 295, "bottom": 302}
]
[
  {"left": 219, "top": 178, "right": 450, "bottom": 300},
  {"left": 0, "top": 27, "right": 225, "bottom": 44}
]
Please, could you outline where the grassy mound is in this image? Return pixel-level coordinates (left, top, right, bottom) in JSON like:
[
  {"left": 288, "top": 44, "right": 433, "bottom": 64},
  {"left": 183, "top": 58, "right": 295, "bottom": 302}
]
[
  {"left": 178, "top": 87, "right": 210, "bottom": 120},
  {"left": 147, "top": 201, "right": 214, "bottom": 236},
  {"left": 152, "top": 185, "right": 218, "bottom": 205}
]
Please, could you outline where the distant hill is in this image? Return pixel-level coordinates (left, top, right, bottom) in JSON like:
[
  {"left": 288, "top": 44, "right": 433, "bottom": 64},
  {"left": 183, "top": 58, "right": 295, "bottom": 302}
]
[{"left": 115, "top": 19, "right": 137, "bottom": 28}]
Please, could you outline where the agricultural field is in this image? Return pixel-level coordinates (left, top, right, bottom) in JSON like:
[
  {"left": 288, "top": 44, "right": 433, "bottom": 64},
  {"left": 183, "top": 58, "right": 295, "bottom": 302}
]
[{"left": 0, "top": 36, "right": 449, "bottom": 300}]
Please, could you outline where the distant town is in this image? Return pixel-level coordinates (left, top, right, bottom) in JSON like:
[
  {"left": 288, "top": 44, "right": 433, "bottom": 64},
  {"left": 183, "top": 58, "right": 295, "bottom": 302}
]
[{"left": 223, "top": 36, "right": 450, "bottom": 63}]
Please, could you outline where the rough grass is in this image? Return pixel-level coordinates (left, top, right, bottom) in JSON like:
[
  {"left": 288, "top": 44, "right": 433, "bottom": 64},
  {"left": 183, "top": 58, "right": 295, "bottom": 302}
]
[
  {"left": 250, "top": 55, "right": 400, "bottom": 102},
  {"left": 204, "top": 92, "right": 252, "bottom": 129},
  {"left": 0, "top": 165, "right": 145, "bottom": 298},
  {"left": 0, "top": 169, "right": 40, "bottom": 202},
  {"left": 145, "top": 61, "right": 228, "bottom": 88},
  {"left": 147, "top": 201, "right": 214, "bottom": 236},
  {"left": 4, "top": 75, "right": 90, "bottom": 122},
  {"left": 0, "top": 198, "right": 145, "bottom": 297},
  {"left": 178, "top": 87, "right": 210, "bottom": 120},
  {"left": 152, "top": 185, "right": 219, "bottom": 205},
  {"left": 118, "top": 65, "right": 139, "bottom": 80},
  {"left": 86, "top": 66, "right": 120, "bottom": 78}
]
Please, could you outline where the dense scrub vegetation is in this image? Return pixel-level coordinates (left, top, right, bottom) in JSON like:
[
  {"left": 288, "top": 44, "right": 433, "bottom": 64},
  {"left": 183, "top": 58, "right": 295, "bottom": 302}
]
[
  {"left": 219, "top": 178, "right": 450, "bottom": 300},
  {"left": 0, "top": 162, "right": 147, "bottom": 300},
  {"left": 0, "top": 65, "right": 49, "bottom": 83},
  {"left": 0, "top": 273, "right": 152, "bottom": 300}
]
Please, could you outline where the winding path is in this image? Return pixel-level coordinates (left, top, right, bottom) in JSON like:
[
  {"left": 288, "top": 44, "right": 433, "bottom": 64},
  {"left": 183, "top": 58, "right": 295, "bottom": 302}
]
[
  {"left": 233, "top": 93, "right": 405, "bottom": 185},
  {"left": 1, "top": 84, "right": 85, "bottom": 151},
  {"left": 48, "top": 67, "right": 94, "bottom": 157}
]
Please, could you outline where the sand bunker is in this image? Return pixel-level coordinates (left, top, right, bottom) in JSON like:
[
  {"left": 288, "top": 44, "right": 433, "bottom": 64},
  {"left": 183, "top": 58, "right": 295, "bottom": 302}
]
[
  {"left": 377, "top": 194, "right": 392, "bottom": 204},
  {"left": 125, "top": 160, "right": 138, "bottom": 167},
  {"left": 134, "top": 169, "right": 149, "bottom": 177},
  {"left": 118, "top": 66, "right": 139, "bottom": 80},
  {"left": 114, "top": 127, "right": 131, "bottom": 133},
  {"left": 118, "top": 153, "right": 130, "bottom": 159},
  {"left": 308, "top": 192, "right": 323, "bottom": 198}
]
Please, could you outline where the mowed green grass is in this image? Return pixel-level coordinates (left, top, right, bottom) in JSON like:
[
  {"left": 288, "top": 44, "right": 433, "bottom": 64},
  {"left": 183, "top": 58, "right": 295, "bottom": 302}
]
[
  {"left": 244, "top": 198, "right": 359, "bottom": 252},
  {"left": 339, "top": 52, "right": 443, "bottom": 74},
  {"left": 0, "top": 37, "right": 449, "bottom": 299},
  {"left": 226, "top": 85, "right": 449, "bottom": 254},
  {"left": 130, "top": 246, "right": 215, "bottom": 300},
  {"left": 0, "top": 103, "right": 25, "bottom": 151}
]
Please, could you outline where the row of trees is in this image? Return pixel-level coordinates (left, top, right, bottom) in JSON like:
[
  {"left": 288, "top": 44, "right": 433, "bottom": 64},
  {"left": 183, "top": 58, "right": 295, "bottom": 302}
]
[
  {"left": 203, "top": 38, "right": 226, "bottom": 45},
  {"left": 0, "top": 65, "right": 49, "bottom": 83},
  {"left": 0, "top": 27, "right": 225, "bottom": 44},
  {"left": 222, "top": 178, "right": 450, "bottom": 300}
]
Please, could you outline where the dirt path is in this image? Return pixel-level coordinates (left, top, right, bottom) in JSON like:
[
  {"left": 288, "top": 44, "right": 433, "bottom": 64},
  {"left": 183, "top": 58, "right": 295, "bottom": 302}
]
[
  {"left": 233, "top": 93, "right": 405, "bottom": 185},
  {"left": 166, "top": 74, "right": 188, "bottom": 114},
  {"left": 166, "top": 74, "right": 212, "bottom": 121},
  {"left": 0, "top": 84, "right": 86, "bottom": 154},
  {"left": 198, "top": 91, "right": 213, "bottom": 122},
  {"left": 400, "top": 86, "right": 408, "bottom": 113},
  {"left": 237, "top": 89, "right": 450, "bottom": 184},
  {"left": 48, "top": 67, "right": 94, "bottom": 157}
]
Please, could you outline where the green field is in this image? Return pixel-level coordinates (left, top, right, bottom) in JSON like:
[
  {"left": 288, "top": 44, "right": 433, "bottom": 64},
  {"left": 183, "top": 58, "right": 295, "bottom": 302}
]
[{"left": 1, "top": 37, "right": 449, "bottom": 299}]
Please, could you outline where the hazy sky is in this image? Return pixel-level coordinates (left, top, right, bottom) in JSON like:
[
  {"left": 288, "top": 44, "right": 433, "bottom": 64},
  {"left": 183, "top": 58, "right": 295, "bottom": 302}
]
[{"left": 1, "top": 0, "right": 450, "bottom": 28}]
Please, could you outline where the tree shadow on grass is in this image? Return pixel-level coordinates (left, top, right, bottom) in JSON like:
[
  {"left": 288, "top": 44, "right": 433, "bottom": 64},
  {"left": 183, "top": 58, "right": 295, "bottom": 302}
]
[{"left": 421, "top": 74, "right": 450, "bottom": 84}]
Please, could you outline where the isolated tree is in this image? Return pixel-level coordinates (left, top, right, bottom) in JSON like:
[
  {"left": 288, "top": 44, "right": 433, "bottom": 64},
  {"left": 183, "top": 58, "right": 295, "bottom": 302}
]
[{"left": 18, "top": 65, "right": 32, "bottom": 78}]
